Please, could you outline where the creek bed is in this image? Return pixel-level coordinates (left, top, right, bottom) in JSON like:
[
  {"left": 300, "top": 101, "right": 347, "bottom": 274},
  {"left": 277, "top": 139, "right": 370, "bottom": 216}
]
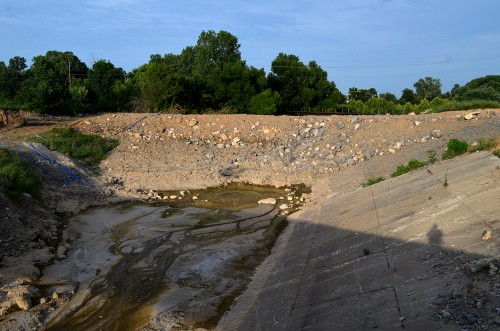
[{"left": 40, "top": 183, "right": 308, "bottom": 330}]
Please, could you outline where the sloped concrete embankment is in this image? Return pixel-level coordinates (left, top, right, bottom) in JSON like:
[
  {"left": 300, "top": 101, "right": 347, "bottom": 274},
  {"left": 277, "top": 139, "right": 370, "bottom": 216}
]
[{"left": 218, "top": 152, "right": 500, "bottom": 330}]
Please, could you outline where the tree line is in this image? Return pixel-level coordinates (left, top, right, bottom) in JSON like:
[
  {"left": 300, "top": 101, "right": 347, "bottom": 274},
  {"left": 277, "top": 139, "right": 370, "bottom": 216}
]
[{"left": 1, "top": 30, "right": 499, "bottom": 115}]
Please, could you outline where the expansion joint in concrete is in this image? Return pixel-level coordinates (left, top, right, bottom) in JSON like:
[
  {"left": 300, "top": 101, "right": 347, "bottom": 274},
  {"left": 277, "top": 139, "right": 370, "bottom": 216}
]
[
  {"left": 371, "top": 185, "right": 406, "bottom": 330},
  {"left": 289, "top": 207, "right": 322, "bottom": 314}
]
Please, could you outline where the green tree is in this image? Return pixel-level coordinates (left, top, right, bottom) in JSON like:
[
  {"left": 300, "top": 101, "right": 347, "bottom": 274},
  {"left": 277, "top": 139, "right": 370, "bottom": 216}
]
[
  {"left": 176, "top": 30, "right": 261, "bottom": 112},
  {"left": 113, "top": 73, "right": 140, "bottom": 112},
  {"left": 304, "top": 61, "right": 344, "bottom": 110},
  {"left": 348, "top": 87, "right": 377, "bottom": 102},
  {"left": 0, "top": 56, "right": 27, "bottom": 102},
  {"left": 268, "top": 53, "right": 308, "bottom": 112},
  {"left": 451, "top": 76, "right": 500, "bottom": 102},
  {"left": 365, "top": 98, "right": 396, "bottom": 114},
  {"left": 413, "top": 77, "right": 442, "bottom": 100},
  {"left": 247, "top": 89, "right": 280, "bottom": 114},
  {"left": 17, "top": 51, "right": 88, "bottom": 114},
  {"left": 136, "top": 56, "right": 182, "bottom": 112},
  {"left": 399, "top": 88, "right": 418, "bottom": 104},
  {"left": 379, "top": 92, "right": 397, "bottom": 103},
  {"left": 268, "top": 54, "right": 343, "bottom": 113},
  {"left": 462, "top": 86, "right": 500, "bottom": 101},
  {"left": 86, "top": 59, "right": 126, "bottom": 113}
]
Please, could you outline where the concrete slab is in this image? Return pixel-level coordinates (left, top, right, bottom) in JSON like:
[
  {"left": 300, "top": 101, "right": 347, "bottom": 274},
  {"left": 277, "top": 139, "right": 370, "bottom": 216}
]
[{"left": 218, "top": 153, "right": 500, "bottom": 331}]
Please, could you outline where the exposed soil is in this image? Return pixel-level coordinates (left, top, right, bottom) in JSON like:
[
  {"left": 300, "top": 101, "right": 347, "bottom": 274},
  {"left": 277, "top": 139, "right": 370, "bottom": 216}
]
[{"left": 0, "top": 109, "right": 499, "bottom": 330}]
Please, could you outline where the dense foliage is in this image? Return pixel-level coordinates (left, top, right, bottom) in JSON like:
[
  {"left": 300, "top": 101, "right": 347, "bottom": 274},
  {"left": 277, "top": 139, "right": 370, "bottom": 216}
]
[{"left": 1, "top": 30, "right": 499, "bottom": 115}]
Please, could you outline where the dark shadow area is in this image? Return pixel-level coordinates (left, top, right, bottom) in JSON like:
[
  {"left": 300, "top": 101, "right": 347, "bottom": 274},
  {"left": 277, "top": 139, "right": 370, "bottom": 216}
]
[
  {"left": 427, "top": 224, "right": 443, "bottom": 247},
  {"left": 218, "top": 220, "right": 499, "bottom": 331}
]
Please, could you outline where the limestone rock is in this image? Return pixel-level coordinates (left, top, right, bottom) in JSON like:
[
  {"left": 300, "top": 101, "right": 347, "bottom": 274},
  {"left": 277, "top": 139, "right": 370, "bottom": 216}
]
[
  {"left": 464, "top": 111, "right": 480, "bottom": 120},
  {"left": 258, "top": 198, "right": 277, "bottom": 205},
  {"left": 481, "top": 230, "right": 492, "bottom": 240},
  {"left": 430, "top": 130, "right": 442, "bottom": 138},
  {"left": 15, "top": 297, "right": 31, "bottom": 310}
]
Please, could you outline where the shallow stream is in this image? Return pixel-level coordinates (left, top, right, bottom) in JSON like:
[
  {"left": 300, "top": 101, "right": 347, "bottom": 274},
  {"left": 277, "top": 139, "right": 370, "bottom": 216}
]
[{"left": 40, "top": 183, "right": 308, "bottom": 330}]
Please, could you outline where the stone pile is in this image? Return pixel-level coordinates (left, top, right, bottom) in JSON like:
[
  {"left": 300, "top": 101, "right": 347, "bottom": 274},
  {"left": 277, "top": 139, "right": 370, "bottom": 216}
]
[{"left": 106, "top": 114, "right": 450, "bottom": 179}]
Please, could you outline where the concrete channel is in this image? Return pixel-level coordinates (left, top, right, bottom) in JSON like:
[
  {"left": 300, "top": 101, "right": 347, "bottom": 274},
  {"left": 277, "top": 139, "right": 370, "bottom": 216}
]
[{"left": 218, "top": 152, "right": 500, "bottom": 330}]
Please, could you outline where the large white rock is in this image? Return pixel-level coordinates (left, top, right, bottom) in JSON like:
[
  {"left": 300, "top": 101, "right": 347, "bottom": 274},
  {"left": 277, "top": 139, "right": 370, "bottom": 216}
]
[{"left": 258, "top": 198, "right": 277, "bottom": 205}]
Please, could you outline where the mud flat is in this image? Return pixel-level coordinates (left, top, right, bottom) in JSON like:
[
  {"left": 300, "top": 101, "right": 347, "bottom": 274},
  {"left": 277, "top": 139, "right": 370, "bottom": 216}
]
[{"left": 31, "top": 184, "right": 305, "bottom": 331}]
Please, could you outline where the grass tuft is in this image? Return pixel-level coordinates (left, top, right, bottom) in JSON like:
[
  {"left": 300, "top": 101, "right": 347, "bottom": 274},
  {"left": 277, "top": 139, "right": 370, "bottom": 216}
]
[
  {"left": 391, "top": 159, "right": 427, "bottom": 178},
  {"left": 427, "top": 150, "right": 437, "bottom": 164},
  {"left": 362, "top": 177, "right": 385, "bottom": 187},
  {"left": 31, "top": 128, "right": 119, "bottom": 166},
  {"left": 0, "top": 148, "right": 41, "bottom": 200},
  {"left": 468, "top": 138, "right": 497, "bottom": 153}
]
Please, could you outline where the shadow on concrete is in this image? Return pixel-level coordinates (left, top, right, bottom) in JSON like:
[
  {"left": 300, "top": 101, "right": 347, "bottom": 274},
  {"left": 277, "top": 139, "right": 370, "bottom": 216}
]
[
  {"left": 218, "top": 152, "right": 500, "bottom": 331},
  {"left": 427, "top": 224, "right": 443, "bottom": 247},
  {"left": 217, "top": 221, "right": 499, "bottom": 331}
]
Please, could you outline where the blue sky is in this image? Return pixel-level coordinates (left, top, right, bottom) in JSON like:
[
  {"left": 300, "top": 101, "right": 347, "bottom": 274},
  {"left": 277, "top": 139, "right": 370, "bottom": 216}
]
[{"left": 1, "top": 0, "right": 499, "bottom": 96}]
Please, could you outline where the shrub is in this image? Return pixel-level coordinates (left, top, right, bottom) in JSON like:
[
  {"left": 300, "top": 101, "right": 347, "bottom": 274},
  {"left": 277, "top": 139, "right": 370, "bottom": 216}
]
[
  {"left": 468, "top": 138, "right": 497, "bottom": 153},
  {"left": 403, "top": 102, "right": 418, "bottom": 114},
  {"left": 442, "top": 139, "right": 469, "bottom": 160},
  {"left": 31, "top": 128, "right": 119, "bottom": 166},
  {"left": 391, "top": 159, "right": 427, "bottom": 177},
  {"left": 0, "top": 148, "right": 41, "bottom": 200},
  {"left": 431, "top": 99, "right": 500, "bottom": 113},
  {"left": 429, "top": 97, "right": 448, "bottom": 110},
  {"left": 417, "top": 98, "right": 430, "bottom": 114},
  {"left": 362, "top": 177, "right": 385, "bottom": 187}
]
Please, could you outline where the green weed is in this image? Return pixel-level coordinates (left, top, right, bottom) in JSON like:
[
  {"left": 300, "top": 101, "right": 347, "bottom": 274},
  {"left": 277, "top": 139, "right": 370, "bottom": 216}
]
[
  {"left": 442, "top": 139, "right": 469, "bottom": 160},
  {"left": 0, "top": 148, "right": 41, "bottom": 200},
  {"left": 468, "top": 138, "right": 497, "bottom": 153},
  {"left": 427, "top": 150, "right": 437, "bottom": 164},
  {"left": 391, "top": 159, "right": 427, "bottom": 177},
  {"left": 362, "top": 177, "right": 385, "bottom": 187},
  {"left": 31, "top": 128, "right": 119, "bottom": 166}
]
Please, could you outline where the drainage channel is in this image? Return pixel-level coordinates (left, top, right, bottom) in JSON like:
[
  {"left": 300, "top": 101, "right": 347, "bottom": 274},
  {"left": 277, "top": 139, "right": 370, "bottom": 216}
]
[{"left": 40, "top": 183, "right": 308, "bottom": 330}]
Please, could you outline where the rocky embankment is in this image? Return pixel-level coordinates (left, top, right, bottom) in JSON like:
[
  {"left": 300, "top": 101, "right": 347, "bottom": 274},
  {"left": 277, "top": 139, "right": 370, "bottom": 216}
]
[{"left": 73, "top": 110, "right": 498, "bottom": 199}]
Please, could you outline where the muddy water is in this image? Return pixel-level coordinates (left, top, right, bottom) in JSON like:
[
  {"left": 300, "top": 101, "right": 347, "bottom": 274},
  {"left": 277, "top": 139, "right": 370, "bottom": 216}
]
[{"left": 40, "top": 183, "right": 307, "bottom": 331}]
